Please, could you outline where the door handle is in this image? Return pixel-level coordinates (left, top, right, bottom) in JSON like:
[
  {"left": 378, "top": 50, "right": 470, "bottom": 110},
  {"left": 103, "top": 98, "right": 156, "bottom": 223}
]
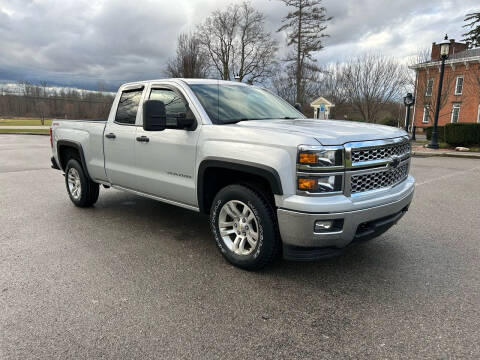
[
  {"left": 136, "top": 136, "right": 150, "bottom": 143},
  {"left": 105, "top": 133, "right": 116, "bottom": 139}
]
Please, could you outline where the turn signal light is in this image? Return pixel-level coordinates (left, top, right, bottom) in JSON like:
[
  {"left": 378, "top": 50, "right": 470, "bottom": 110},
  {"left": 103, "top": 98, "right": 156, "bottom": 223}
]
[{"left": 298, "top": 178, "right": 316, "bottom": 191}]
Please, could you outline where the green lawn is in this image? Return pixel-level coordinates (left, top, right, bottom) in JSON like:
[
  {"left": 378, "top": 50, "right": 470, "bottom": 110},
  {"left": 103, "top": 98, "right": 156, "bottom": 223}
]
[
  {"left": 0, "top": 128, "right": 49, "bottom": 134},
  {"left": 0, "top": 118, "right": 52, "bottom": 126}
]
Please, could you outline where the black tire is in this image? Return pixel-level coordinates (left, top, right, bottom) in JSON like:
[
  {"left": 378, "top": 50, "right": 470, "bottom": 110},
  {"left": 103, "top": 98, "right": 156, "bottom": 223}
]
[
  {"left": 65, "top": 159, "right": 99, "bottom": 207},
  {"left": 210, "top": 184, "right": 280, "bottom": 270}
]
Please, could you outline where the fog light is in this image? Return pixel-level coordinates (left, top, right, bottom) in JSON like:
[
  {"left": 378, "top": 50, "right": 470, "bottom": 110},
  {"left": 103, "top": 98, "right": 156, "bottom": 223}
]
[{"left": 315, "top": 220, "right": 333, "bottom": 232}]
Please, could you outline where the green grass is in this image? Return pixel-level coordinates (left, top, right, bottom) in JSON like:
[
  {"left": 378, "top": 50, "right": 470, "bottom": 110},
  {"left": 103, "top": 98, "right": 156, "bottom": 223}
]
[
  {"left": 0, "top": 128, "right": 49, "bottom": 134},
  {"left": 0, "top": 117, "right": 52, "bottom": 126}
]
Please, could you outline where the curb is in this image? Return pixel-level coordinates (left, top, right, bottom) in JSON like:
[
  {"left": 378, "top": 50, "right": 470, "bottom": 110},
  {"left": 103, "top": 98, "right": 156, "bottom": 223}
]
[{"left": 412, "top": 151, "right": 480, "bottom": 159}]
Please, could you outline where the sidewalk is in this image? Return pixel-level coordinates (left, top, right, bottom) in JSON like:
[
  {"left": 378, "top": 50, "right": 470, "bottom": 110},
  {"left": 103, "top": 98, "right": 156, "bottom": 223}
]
[{"left": 412, "top": 143, "right": 480, "bottom": 159}]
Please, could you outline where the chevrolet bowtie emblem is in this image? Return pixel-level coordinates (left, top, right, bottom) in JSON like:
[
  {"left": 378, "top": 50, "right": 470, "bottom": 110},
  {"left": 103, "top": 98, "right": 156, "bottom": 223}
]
[{"left": 389, "top": 155, "right": 400, "bottom": 168}]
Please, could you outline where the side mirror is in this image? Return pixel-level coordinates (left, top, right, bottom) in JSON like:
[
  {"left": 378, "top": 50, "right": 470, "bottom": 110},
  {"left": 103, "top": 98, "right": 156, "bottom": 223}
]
[
  {"left": 143, "top": 100, "right": 166, "bottom": 131},
  {"left": 294, "top": 103, "right": 303, "bottom": 113},
  {"left": 176, "top": 103, "right": 197, "bottom": 130},
  {"left": 176, "top": 113, "right": 195, "bottom": 129}
]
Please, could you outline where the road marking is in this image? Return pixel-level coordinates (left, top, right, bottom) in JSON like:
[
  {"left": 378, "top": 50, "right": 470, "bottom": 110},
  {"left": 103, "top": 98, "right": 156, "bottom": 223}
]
[{"left": 416, "top": 166, "right": 480, "bottom": 186}]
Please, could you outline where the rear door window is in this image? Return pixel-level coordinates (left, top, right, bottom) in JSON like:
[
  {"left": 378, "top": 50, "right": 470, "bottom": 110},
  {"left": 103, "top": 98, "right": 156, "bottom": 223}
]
[{"left": 115, "top": 89, "right": 143, "bottom": 125}]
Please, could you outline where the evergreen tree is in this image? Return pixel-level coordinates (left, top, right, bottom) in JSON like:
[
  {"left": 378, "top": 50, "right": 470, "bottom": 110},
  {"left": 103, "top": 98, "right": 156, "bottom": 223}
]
[
  {"left": 277, "top": 0, "right": 331, "bottom": 106},
  {"left": 462, "top": 12, "right": 480, "bottom": 48}
]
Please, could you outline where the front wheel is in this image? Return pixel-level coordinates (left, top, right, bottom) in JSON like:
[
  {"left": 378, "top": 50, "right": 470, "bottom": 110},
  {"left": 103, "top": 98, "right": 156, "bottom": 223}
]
[
  {"left": 65, "top": 159, "right": 99, "bottom": 207},
  {"left": 210, "top": 184, "right": 280, "bottom": 270}
]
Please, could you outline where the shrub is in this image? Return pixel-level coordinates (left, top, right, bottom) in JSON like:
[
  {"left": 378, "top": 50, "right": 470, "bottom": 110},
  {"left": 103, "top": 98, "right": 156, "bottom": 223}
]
[
  {"left": 444, "top": 123, "right": 480, "bottom": 146},
  {"left": 380, "top": 116, "right": 398, "bottom": 127}
]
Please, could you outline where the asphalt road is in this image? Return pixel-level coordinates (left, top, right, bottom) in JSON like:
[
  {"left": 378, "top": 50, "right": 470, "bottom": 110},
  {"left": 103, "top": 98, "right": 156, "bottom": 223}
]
[{"left": 1, "top": 134, "right": 479, "bottom": 359}]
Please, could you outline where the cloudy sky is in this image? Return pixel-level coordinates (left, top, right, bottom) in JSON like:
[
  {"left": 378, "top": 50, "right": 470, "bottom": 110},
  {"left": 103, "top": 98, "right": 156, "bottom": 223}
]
[{"left": 0, "top": 0, "right": 477, "bottom": 90}]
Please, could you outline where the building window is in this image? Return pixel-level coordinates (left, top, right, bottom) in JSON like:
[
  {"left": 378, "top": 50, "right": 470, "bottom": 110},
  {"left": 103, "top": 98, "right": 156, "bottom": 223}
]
[
  {"left": 451, "top": 104, "right": 460, "bottom": 123},
  {"left": 454, "top": 76, "right": 464, "bottom": 95},
  {"left": 478, "top": 104, "right": 480, "bottom": 123},
  {"left": 425, "top": 78, "right": 434, "bottom": 96},
  {"left": 422, "top": 106, "right": 430, "bottom": 123}
]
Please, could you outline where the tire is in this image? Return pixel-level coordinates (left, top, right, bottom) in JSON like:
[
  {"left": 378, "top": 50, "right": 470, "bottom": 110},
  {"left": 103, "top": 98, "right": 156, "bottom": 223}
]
[
  {"left": 65, "top": 159, "right": 99, "bottom": 207},
  {"left": 210, "top": 184, "right": 280, "bottom": 270}
]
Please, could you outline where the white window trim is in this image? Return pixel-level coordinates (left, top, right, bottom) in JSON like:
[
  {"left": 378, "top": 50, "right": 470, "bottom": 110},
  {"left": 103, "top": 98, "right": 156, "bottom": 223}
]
[
  {"left": 425, "top": 78, "right": 434, "bottom": 97},
  {"left": 451, "top": 104, "right": 460, "bottom": 123},
  {"left": 477, "top": 104, "right": 480, "bottom": 123},
  {"left": 422, "top": 106, "right": 430, "bottom": 123},
  {"left": 454, "top": 76, "right": 464, "bottom": 95}
]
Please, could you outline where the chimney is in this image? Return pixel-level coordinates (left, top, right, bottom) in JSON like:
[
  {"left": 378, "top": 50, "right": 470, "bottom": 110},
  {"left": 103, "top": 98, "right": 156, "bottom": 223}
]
[{"left": 431, "top": 39, "right": 468, "bottom": 60}]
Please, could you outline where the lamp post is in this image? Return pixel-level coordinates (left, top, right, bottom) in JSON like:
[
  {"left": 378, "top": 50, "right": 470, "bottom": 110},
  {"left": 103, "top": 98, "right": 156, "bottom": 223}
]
[
  {"left": 427, "top": 35, "right": 450, "bottom": 149},
  {"left": 403, "top": 92, "right": 415, "bottom": 137}
]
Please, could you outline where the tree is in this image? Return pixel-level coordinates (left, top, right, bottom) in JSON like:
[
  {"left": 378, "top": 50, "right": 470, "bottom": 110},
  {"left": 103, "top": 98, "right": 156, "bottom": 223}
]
[
  {"left": 166, "top": 32, "right": 210, "bottom": 78},
  {"left": 341, "top": 53, "right": 407, "bottom": 124},
  {"left": 272, "top": 62, "right": 321, "bottom": 117},
  {"left": 232, "top": 2, "right": 278, "bottom": 83},
  {"left": 277, "top": 0, "right": 331, "bottom": 105},
  {"left": 462, "top": 12, "right": 480, "bottom": 48},
  {"left": 197, "top": 1, "right": 277, "bottom": 83}
]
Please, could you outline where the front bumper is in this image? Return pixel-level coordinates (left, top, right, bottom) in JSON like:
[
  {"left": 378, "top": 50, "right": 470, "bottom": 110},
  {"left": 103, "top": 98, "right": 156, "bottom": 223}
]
[{"left": 277, "top": 178, "right": 414, "bottom": 260}]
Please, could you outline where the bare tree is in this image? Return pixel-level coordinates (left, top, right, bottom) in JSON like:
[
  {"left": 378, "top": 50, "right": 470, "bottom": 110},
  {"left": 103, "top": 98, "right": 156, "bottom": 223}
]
[
  {"left": 342, "top": 53, "right": 407, "bottom": 124},
  {"left": 232, "top": 2, "right": 278, "bottom": 83},
  {"left": 197, "top": 1, "right": 277, "bottom": 83},
  {"left": 166, "top": 32, "right": 210, "bottom": 78},
  {"left": 277, "top": 0, "right": 331, "bottom": 105},
  {"left": 316, "top": 63, "right": 348, "bottom": 117},
  {"left": 197, "top": 3, "right": 239, "bottom": 80},
  {"left": 272, "top": 62, "right": 321, "bottom": 116}
]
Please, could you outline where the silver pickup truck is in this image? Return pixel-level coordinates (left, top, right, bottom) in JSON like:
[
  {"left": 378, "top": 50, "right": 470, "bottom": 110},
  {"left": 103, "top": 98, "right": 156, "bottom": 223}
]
[{"left": 50, "top": 78, "right": 415, "bottom": 269}]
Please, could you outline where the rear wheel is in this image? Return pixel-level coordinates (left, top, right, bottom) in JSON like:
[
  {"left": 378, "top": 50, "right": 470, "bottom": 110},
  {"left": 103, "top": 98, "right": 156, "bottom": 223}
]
[
  {"left": 65, "top": 159, "right": 99, "bottom": 207},
  {"left": 210, "top": 184, "right": 280, "bottom": 270}
]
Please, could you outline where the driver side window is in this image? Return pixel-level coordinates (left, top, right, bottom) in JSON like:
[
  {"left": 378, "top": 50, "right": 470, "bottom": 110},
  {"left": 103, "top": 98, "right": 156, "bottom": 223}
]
[{"left": 149, "top": 89, "right": 189, "bottom": 127}]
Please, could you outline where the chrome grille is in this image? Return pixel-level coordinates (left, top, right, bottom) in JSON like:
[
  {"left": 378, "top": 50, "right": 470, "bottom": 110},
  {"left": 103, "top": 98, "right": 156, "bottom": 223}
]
[
  {"left": 350, "top": 162, "right": 409, "bottom": 194},
  {"left": 352, "top": 141, "right": 410, "bottom": 164}
]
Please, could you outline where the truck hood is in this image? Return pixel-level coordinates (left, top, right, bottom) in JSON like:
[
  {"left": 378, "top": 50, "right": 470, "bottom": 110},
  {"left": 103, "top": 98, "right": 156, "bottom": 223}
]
[{"left": 235, "top": 119, "right": 407, "bottom": 145}]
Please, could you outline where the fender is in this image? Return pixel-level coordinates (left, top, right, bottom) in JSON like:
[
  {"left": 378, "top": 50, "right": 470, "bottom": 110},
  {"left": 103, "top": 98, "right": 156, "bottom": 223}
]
[
  {"left": 197, "top": 158, "right": 283, "bottom": 213},
  {"left": 56, "top": 140, "right": 92, "bottom": 180}
]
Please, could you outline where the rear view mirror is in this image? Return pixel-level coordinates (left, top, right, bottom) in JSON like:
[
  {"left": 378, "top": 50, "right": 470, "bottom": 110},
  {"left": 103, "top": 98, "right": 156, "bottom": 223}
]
[
  {"left": 143, "top": 100, "right": 166, "bottom": 131},
  {"left": 294, "top": 103, "right": 303, "bottom": 113}
]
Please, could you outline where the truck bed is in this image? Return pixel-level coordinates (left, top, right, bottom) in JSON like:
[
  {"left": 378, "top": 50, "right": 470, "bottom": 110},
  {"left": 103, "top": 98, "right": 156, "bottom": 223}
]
[{"left": 52, "top": 119, "right": 108, "bottom": 183}]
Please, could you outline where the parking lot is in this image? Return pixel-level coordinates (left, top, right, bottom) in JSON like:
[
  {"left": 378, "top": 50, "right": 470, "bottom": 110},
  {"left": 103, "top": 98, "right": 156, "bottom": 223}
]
[{"left": 1, "top": 134, "right": 479, "bottom": 359}]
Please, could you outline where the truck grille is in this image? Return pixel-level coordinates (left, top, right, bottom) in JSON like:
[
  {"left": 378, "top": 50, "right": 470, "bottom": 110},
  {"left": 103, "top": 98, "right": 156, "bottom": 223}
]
[
  {"left": 350, "top": 162, "right": 409, "bottom": 194},
  {"left": 351, "top": 141, "right": 410, "bottom": 164}
]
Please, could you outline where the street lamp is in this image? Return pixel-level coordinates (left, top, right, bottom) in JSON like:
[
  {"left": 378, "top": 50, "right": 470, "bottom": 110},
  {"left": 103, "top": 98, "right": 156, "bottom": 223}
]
[
  {"left": 403, "top": 92, "right": 415, "bottom": 137},
  {"left": 427, "top": 34, "right": 450, "bottom": 149}
]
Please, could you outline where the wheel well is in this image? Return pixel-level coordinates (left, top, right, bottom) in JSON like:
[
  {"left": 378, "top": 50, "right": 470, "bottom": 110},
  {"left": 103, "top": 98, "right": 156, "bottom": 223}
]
[
  {"left": 200, "top": 167, "right": 276, "bottom": 214},
  {"left": 58, "top": 145, "right": 81, "bottom": 171}
]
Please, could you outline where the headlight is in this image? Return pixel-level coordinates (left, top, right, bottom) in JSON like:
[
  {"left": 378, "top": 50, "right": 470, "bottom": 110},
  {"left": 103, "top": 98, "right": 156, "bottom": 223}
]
[
  {"left": 297, "top": 175, "right": 343, "bottom": 193},
  {"left": 297, "top": 145, "right": 344, "bottom": 169}
]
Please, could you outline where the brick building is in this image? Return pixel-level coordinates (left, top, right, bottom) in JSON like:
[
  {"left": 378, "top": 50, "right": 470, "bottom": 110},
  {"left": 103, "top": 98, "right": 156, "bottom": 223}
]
[{"left": 410, "top": 40, "right": 480, "bottom": 130}]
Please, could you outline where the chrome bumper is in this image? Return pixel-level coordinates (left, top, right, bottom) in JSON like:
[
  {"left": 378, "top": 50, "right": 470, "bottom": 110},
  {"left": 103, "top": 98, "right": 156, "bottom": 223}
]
[{"left": 277, "top": 182, "right": 414, "bottom": 250}]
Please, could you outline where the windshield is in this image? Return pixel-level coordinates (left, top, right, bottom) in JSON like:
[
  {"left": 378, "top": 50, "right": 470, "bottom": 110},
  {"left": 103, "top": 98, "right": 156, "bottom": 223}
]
[{"left": 188, "top": 83, "right": 304, "bottom": 124}]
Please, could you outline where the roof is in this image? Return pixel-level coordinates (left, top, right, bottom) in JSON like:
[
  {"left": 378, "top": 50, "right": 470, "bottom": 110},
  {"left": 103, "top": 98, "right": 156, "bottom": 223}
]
[
  {"left": 121, "top": 78, "right": 247, "bottom": 87},
  {"left": 310, "top": 96, "right": 334, "bottom": 107},
  {"left": 410, "top": 48, "right": 480, "bottom": 69}
]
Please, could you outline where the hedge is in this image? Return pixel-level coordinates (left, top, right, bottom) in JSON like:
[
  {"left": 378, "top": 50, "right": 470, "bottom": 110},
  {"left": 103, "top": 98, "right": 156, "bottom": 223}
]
[
  {"left": 425, "top": 126, "right": 446, "bottom": 142},
  {"left": 444, "top": 123, "right": 480, "bottom": 146},
  {"left": 425, "top": 124, "right": 480, "bottom": 146}
]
